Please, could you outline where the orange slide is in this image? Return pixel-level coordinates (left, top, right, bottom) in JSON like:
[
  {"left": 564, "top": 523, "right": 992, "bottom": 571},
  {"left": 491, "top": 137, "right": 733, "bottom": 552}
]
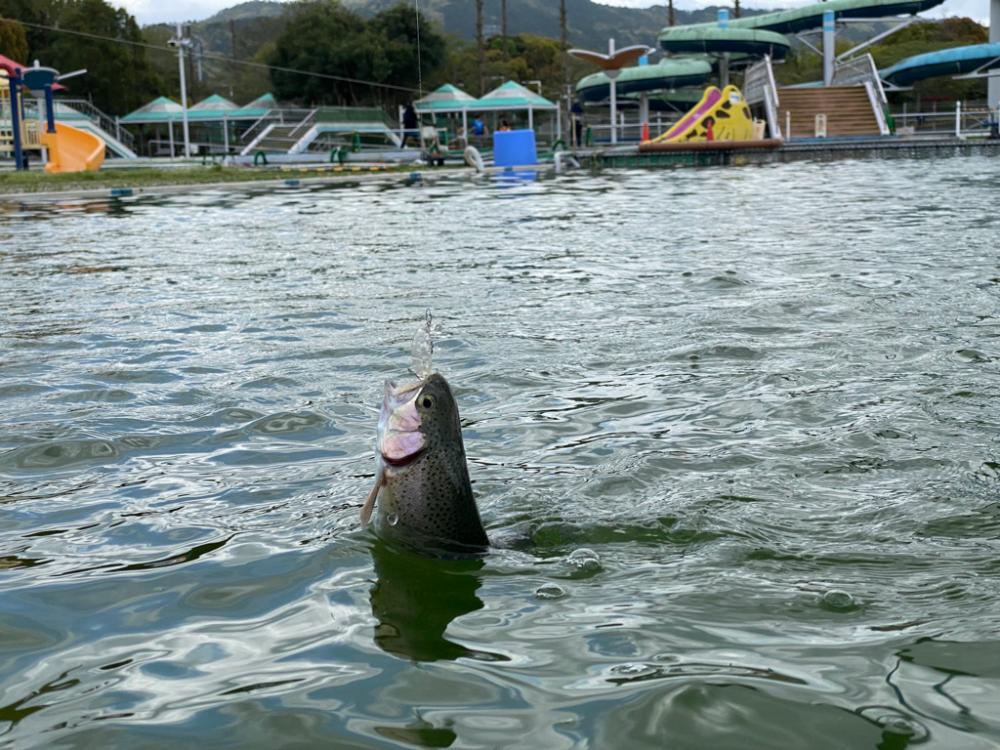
[{"left": 40, "top": 123, "right": 106, "bottom": 173}]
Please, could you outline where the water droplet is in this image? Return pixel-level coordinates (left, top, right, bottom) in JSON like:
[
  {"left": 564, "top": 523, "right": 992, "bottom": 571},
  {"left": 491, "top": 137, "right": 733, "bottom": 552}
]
[
  {"left": 411, "top": 311, "right": 434, "bottom": 379},
  {"left": 387, "top": 513, "right": 399, "bottom": 527},
  {"left": 820, "top": 589, "right": 859, "bottom": 612},
  {"left": 535, "top": 583, "right": 566, "bottom": 600},
  {"left": 565, "top": 548, "right": 602, "bottom": 578}
]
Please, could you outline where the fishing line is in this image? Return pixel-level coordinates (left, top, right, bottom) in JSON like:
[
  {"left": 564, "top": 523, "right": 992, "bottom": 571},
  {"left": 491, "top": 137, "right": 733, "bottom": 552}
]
[{"left": 414, "top": 0, "right": 424, "bottom": 98}]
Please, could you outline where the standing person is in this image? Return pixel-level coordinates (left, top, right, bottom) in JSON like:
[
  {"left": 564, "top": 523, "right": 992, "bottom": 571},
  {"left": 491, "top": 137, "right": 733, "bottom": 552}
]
[
  {"left": 704, "top": 116, "right": 715, "bottom": 141},
  {"left": 471, "top": 114, "right": 488, "bottom": 147},
  {"left": 571, "top": 101, "right": 584, "bottom": 147},
  {"left": 498, "top": 118, "right": 511, "bottom": 132},
  {"left": 402, "top": 103, "right": 418, "bottom": 147}
]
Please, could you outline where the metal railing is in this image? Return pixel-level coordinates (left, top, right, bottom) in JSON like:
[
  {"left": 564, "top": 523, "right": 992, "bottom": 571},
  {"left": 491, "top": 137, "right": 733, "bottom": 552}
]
[
  {"left": 240, "top": 109, "right": 279, "bottom": 143},
  {"left": 832, "top": 54, "right": 888, "bottom": 105},
  {"left": 863, "top": 81, "right": 891, "bottom": 136},
  {"left": 743, "top": 55, "right": 782, "bottom": 139},
  {"left": 55, "top": 98, "right": 137, "bottom": 151},
  {"left": 893, "top": 104, "right": 998, "bottom": 138},
  {"left": 288, "top": 108, "right": 318, "bottom": 139}
]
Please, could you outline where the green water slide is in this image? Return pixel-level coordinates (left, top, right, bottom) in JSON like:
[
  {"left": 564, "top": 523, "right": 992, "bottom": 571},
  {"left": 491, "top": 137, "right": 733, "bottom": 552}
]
[
  {"left": 658, "top": 27, "right": 792, "bottom": 58},
  {"left": 661, "top": 0, "right": 945, "bottom": 38},
  {"left": 576, "top": 58, "right": 713, "bottom": 104}
]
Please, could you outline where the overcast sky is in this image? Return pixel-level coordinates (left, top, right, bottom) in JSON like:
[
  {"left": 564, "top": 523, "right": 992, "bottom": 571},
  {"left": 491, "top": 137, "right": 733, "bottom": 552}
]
[{"left": 111, "top": 0, "right": 987, "bottom": 28}]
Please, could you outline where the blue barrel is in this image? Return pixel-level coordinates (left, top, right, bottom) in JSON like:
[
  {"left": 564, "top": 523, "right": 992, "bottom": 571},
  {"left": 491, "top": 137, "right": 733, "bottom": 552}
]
[{"left": 493, "top": 129, "right": 537, "bottom": 167}]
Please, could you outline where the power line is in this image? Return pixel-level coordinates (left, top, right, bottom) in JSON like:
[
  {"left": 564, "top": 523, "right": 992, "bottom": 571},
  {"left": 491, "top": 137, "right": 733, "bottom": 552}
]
[{"left": 11, "top": 18, "right": 419, "bottom": 94}]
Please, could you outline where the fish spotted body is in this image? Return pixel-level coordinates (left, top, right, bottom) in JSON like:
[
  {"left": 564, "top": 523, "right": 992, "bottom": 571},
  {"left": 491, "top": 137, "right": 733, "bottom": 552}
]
[{"left": 362, "top": 373, "right": 488, "bottom": 556}]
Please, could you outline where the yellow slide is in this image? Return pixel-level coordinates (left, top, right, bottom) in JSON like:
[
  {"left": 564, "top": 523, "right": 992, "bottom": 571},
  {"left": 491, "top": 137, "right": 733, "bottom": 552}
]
[
  {"left": 645, "top": 85, "right": 756, "bottom": 144},
  {"left": 40, "top": 123, "right": 106, "bottom": 173}
]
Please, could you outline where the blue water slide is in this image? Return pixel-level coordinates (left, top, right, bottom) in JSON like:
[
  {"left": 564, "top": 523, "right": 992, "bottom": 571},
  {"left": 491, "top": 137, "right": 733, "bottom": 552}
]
[{"left": 881, "top": 43, "right": 1000, "bottom": 86}]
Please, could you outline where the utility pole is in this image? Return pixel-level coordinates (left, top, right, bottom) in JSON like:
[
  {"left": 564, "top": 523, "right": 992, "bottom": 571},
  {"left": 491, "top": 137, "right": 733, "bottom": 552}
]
[
  {"left": 734, "top": 0, "right": 742, "bottom": 19},
  {"left": 668, "top": 0, "right": 676, "bottom": 27},
  {"left": 476, "top": 0, "right": 484, "bottom": 94},
  {"left": 560, "top": 0, "right": 569, "bottom": 147},
  {"left": 169, "top": 22, "right": 192, "bottom": 158}
]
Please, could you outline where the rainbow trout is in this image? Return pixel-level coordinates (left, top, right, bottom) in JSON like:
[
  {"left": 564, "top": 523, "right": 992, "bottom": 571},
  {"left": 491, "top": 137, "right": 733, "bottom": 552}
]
[{"left": 361, "top": 373, "right": 489, "bottom": 556}]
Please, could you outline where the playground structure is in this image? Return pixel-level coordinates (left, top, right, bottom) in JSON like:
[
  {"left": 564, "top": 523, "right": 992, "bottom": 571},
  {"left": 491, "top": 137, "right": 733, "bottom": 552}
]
[
  {"left": 576, "top": 0, "right": 1000, "bottom": 145},
  {"left": 645, "top": 85, "right": 757, "bottom": 144},
  {"left": 1, "top": 61, "right": 108, "bottom": 172}
]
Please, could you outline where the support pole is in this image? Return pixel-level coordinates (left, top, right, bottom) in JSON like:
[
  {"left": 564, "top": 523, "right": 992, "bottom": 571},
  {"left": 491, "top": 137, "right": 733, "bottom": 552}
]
[
  {"left": 990, "top": 0, "right": 1000, "bottom": 109},
  {"left": 176, "top": 23, "right": 191, "bottom": 159},
  {"left": 169, "top": 118, "right": 175, "bottom": 157},
  {"left": 955, "top": 100, "right": 962, "bottom": 138},
  {"left": 223, "top": 114, "right": 229, "bottom": 154},
  {"left": 608, "top": 38, "right": 618, "bottom": 145},
  {"left": 718, "top": 10, "right": 732, "bottom": 88},
  {"left": 43, "top": 84, "right": 56, "bottom": 134},
  {"left": 9, "top": 69, "right": 24, "bottom": 171},
  {"left": 639, "top": 92, "right": 649, "bottom": 141},
  {"left": 823, "top": 11, "right": 835, "bottom": 87}
]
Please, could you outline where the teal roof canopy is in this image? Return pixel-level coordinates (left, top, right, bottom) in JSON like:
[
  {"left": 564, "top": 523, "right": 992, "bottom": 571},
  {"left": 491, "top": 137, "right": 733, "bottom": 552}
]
[
  {"left": 414, "top": 83, "right": 478, "bottom": 113},
  {"left": 232, "top": 92, "right": 277, "bottom": 120},
  {"left": 121, "top": 93, "right": 278, "bottom": 124},
  {"left": 120, "top": 96, "right": 183, "bottom": 124},
  {"left": 190, "top": 93, "right": 238, "bottom": 111},
  {"left": 476, "top": 80, "right": 557, "bottom": 111}
]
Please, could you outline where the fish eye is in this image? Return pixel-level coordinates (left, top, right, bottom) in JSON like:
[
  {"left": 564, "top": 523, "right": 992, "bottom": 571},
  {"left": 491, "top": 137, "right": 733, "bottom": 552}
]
[{"left": 419, "top": 393, "right": 435, "bottom": 410}]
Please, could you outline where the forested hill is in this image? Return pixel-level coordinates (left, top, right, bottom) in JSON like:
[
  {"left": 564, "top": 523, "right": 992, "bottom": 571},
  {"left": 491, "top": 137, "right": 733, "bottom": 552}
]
[{"left": 200, "top": 0, "right": 766, "bottom": 51}]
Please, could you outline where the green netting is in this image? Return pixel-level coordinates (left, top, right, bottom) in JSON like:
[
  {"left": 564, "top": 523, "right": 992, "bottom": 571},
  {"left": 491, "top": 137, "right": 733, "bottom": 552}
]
[{"left": 315, "top": 107, "right": 392, "bottom": 125}]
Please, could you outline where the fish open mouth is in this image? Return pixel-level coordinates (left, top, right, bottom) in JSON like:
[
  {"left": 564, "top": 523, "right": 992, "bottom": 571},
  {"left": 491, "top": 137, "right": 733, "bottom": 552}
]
[{"left": 381, "top": 447, "right": 425, "bottom": 468}]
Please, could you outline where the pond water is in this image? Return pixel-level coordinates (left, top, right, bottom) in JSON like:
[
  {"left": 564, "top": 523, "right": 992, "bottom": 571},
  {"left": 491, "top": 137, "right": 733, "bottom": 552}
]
[{"left": 2, "top": 158, "right": 1000, "bottom": 749}]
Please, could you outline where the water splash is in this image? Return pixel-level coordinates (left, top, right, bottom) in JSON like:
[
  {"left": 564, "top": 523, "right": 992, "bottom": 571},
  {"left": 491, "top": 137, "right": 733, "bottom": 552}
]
[{"left": 411, "top": 310, "right": 434, "bottom": 380}]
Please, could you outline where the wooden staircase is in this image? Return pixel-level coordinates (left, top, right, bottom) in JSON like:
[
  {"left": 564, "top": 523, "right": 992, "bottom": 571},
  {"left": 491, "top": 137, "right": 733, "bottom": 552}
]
[{"left": 777, "top": 86, "right": 881, "bottom": 139}]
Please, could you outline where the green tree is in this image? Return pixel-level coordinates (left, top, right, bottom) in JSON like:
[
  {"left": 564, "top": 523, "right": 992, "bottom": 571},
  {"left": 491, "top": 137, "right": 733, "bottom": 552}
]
[
  {"left": 269, "top": 0, "right": 368, "bottom": 104},
  {"left": 42, "top": 0, "right": 162, "bottom": 114},
  {"left": 364, "top": 4, "right": 446, "bottom": 102},
  {"left": 437, "top": 33, "right": 589, "bottom": 103},
  {"left": 1, "top": 0, "right": 162, "bottom": 115},
  {"left": 269, "top": 0, "right": 445, "bottom": 107},
  {"left": 0, "top": 16, "right": 28, "bottom": 62},
  {"left": 0, "top": 0, "right": 59, "bottom": 59}
]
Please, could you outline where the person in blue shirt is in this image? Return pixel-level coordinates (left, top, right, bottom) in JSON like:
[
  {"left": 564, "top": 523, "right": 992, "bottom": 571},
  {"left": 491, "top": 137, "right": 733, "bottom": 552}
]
[{"left": 471, "top": 114, "right": 488, "bottom": 146}]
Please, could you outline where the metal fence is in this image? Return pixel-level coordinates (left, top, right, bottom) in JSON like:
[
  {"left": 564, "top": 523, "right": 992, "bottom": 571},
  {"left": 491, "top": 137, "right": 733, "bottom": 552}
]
[{"left": 893, "top": 103, "right": 998, "bottom": 138}]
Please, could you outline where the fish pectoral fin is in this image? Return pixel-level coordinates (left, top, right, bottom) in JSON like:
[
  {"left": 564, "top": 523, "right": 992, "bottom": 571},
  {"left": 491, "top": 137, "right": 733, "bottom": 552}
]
[{"left": 360, "top": 469, "right": 383, "bottom": 526}]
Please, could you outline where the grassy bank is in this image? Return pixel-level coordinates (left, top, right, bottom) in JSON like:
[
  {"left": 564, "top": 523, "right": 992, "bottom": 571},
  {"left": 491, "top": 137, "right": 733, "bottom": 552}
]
[{"left": 0, "top": 163, "right": 429, "bottom": 195}]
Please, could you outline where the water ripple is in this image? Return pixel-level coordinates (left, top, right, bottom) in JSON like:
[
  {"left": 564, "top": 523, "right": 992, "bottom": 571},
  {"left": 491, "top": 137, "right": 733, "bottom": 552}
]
[{"left": 2, "top": 158, "right": 1000, "bottom": 747}]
